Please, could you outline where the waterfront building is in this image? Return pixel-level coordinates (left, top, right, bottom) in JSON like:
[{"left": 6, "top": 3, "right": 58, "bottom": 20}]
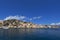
[{"left": 0, "top": 20, "right": 3, "bottom": 28}]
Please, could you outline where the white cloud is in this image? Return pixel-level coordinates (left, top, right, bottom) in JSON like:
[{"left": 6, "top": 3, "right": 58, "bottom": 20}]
[
  {"left": 29, "top": 16, "right": 41, "bottom": 21},
  {"left": 4, "top": 15, "right": 26, "bottom": 20},
  {"left": 4, "top": 15, "right": 42, "bottom": 22},
  {"left": 33, "top": 16, "right": 41, "bottom": 19},
  {"left": 50, "top": 23, "right": 56, "bottom": 25},
  {"left": 56, "top": 22, "right": 60, "bottom": 25},
  {"left": 19, "top": 16, "right": 26, "bottom": 19},
  {"left": 29, "top": 18, "right": 33, "bottom": 21},
  {"left": 50, "top": 22, "right": 60, "bottom": 25}
]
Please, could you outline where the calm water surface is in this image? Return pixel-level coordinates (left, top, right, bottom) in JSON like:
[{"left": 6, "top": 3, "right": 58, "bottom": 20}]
[{"left": 0, "top": 28, "right": 60, "bottom": 40}]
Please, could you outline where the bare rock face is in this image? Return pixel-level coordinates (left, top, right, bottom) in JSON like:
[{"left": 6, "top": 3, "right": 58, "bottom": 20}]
[{"left": 3, "top": 19, "right": 20, "bottom": 26}]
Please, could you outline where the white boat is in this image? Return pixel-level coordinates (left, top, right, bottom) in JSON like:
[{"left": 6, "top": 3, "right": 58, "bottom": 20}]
[{"left": 2, "top": 26, "right": 9, "bottom": 29}]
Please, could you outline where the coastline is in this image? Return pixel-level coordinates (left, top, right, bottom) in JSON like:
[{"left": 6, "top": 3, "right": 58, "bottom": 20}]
[
  {"left": 0, "top": 26, "right": 60, "bottom": 29},
  {"left": 0, "top": 19, "right": 60, "bottom": 29}
]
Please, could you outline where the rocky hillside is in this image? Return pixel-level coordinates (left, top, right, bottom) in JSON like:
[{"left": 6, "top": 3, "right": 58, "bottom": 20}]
[
  {"left": 2, "top": 19, "right": 33, "bottom": 28},
  {"left": 3, "top": 19, "right": 20, "bottom": 26},
  {"left": 0, "top": 19, "right": 60, "bottom": 28}
]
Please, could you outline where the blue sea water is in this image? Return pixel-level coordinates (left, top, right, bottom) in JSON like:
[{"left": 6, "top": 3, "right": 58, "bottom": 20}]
[{"left": 0, "top": 28, "right": 60, "bottom": 40}]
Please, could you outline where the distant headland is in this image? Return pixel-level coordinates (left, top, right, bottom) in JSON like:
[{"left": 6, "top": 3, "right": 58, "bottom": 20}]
[{"left": 0, "top": 19, "right": 60, "bottom": 29}]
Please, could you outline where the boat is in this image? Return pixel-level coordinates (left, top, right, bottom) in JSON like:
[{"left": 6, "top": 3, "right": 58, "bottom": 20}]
[{"left": 2, "top": 26, "right": 9, "bottom": 29}]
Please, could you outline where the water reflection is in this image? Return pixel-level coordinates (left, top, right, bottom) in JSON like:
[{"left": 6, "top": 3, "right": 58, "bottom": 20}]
[{"left": 0, "top": 28, "right": 60, "bottom": 40}]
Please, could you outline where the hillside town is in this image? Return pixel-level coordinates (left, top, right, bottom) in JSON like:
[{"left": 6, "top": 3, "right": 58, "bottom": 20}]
[{"left": 0, "top": 19, "right": 60, "bottom": 29}]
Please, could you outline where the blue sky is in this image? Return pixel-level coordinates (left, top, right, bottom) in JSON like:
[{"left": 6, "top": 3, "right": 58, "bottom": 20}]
[{"left": 0, "top": 0, "right": 60, "bottom": 24}]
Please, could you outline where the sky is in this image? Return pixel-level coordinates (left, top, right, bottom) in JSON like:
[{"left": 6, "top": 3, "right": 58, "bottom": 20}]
[{"left": 0, "top": 0, "right": 60, "bottom": 25}]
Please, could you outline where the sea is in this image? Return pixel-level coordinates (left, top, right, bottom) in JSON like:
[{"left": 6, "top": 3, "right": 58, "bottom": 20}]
[{"left": 0, "top": 28, "right": 60, "bottom": 40}]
